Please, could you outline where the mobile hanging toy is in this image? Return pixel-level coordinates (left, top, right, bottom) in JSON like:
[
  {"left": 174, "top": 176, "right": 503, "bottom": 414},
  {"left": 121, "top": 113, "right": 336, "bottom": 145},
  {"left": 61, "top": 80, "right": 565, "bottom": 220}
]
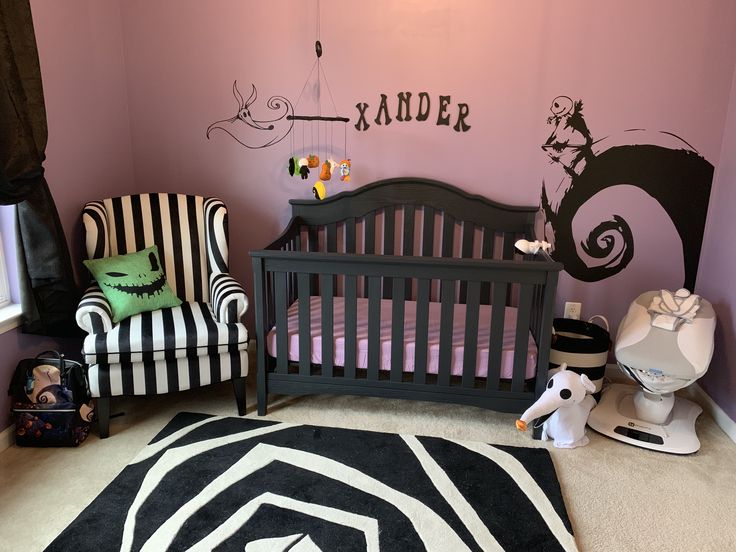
[
  {"left": 286, "top": 2, "right": 351, "bottom": 200},
  {"left": 339, "top": 159, "right": 351, "bottom": 182}
]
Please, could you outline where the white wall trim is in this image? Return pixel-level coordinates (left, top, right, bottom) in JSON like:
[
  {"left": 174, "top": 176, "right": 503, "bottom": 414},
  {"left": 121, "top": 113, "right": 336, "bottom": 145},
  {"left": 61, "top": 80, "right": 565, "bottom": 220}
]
[
  {"left": 0, "top": 303, "right": 22, "bottom": 335},
  {"left": 604, "top": 364, "right": 736, "bottom": 445},
  {"left": 0, "top": 424, "right": 14, "bottom": 454}
]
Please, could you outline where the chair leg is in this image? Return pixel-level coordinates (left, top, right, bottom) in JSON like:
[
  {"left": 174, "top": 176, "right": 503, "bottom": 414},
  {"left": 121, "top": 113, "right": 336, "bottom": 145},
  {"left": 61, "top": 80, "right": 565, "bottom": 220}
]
[
  {"left": 97, "top": 397, "right": 111, "bottom": 439},
  {"left": 233, "top": 377, "right": 247, "bottom": 416}
]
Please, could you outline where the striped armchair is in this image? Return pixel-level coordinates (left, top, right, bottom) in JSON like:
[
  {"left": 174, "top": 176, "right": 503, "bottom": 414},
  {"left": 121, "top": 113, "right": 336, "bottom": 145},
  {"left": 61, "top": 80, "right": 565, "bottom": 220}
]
[{"left": 75, "top": 194, "right": 249, "bottom": 437}]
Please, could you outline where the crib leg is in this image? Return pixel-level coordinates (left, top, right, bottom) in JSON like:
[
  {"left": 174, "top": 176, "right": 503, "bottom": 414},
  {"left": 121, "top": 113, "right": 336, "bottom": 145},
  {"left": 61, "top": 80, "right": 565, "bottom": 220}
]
[
  {"left": 257, "top": 369, "right": 268, "bottom": 416},
  {"left": 257, "top": 389, "right": 268, "bottom": 416}
]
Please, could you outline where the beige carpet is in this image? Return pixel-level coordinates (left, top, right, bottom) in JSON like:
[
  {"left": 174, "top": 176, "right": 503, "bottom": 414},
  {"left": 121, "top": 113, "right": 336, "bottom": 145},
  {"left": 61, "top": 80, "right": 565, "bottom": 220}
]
[{"left": 1, "top": 378, "right": 735, "bottom": 551}]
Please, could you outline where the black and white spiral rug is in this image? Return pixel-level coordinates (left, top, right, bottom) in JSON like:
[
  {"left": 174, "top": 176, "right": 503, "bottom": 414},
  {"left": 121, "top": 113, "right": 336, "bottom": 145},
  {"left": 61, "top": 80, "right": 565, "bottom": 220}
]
[{"left": 46, "top": 413, "right": 578, "bottom": 551}]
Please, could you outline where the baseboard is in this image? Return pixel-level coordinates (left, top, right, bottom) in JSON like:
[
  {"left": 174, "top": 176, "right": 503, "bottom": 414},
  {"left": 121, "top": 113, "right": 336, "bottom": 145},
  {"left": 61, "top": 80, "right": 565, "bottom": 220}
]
[
  {"left": 603, "top": 363, "right": 736, "bottom": 445},
  {"left": 682, "top": 383, "right": 736, "bottom": 445},
  {"left": 0, "top": 424, "right": 14, "bottom": 454}
]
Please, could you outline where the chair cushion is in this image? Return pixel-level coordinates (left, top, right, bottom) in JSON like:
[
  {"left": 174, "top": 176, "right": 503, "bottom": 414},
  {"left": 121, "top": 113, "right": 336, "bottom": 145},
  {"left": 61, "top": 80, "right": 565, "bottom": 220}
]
[
  {"left": 83, "top": 301, "right": 248, "bottom": 365},
  {"left": 87, "top": 351, "right": 248, "bottom": 397},
  {"left": 83, "top": 246, "right": 182, "bottom": 323}
]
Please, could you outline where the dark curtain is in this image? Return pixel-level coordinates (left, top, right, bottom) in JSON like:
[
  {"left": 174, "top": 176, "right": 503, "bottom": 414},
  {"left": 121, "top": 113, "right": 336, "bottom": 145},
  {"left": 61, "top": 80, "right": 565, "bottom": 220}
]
[{"left": 0, "top": 0, "right": 80, "bottom": 336}]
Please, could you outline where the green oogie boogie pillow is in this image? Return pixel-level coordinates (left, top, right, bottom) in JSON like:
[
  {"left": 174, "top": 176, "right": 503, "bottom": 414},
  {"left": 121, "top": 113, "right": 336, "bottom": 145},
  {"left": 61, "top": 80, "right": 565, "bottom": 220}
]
[{"left": 84, "top": 245, "right": 182, "bottom": 323}]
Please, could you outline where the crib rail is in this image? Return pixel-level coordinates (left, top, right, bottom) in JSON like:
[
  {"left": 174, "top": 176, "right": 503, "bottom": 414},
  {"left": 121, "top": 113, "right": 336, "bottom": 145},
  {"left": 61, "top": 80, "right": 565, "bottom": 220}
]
[{"left": 252, "top": 249, "right": 561, "bottom": 414}]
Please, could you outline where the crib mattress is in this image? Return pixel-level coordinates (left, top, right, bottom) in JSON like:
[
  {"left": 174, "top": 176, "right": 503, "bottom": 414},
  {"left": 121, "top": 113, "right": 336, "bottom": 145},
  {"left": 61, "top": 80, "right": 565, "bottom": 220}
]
[{"left": 266, "top": 296, "right": 537, "bottom": 379}]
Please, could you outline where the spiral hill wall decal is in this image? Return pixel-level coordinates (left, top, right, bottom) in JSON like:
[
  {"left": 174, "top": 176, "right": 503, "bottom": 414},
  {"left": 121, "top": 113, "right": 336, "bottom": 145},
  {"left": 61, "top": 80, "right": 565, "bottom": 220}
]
[{"left": 540, "top": 96, "right": 713, "bottom": 290}]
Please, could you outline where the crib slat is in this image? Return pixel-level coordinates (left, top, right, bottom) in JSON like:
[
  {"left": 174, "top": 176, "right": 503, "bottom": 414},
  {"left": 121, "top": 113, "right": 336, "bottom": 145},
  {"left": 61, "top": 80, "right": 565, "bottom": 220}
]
[
  {"left": 459, "top": 221, "right": 475, "bottom": 303},
  {"left": 486, "top": 282, "right": 507, "bottom": 391},
  {"left": 391, "top": 278, "right": 405, "bottom": 383},
  {"left": 480, "top": 228, "right": 495, "bottom": 304},
  {"left": 462, "top": 280, "right": 481, "bottom": 388},
  {"left": 344, "top": 275, "right": 358, "bottom": 379},
  {"left": 442, "top": 213, "right": 455, "bottom": 257},
  {"left": 414, "top": 278, "right": 430, "bottom": 385},
  {"left": 298, "top": 273, "right": 311, "bottom": 376},
  {"left": 364, "top": 212, "right": 376, "bottom": 254},
  {"left": 326, "top": 223, "right": 337, "bottom": 252},
  {"left": 345, "top": 218, "right": 356, "bottom": 254},
  {"left": 274, "top": 271, "right": 288, "bottom": 374},
  {"left": 512, "top": 283, "right": 534, "bottom": 392},
  {"left": 291, "top": 231, "right": 300, "bottom": 304},
  {"left": 403, "top": 205, "right": 415, "bottom": 256},
  {"left": 364, "top": 212, "right": 376, "bottom": 299},
  {"left": 308, "top": 226, "right": 319, "bottom": 252},
  {"left": 422, "top": 207, "right": 435, "bottom": 256},
  {"left": 308, "top": 226, "right": 319, "bottom": 295},
  {"left": 320, "top": 274, "right": 334, "bottom": 377},
  {"left": 383, "top": 205, "right": 395, "bottom": 255},
  {"left": 502, "top": 233, "right": 516, "bottom": 304},
  {"left": 267, "top": 272, "right": 275, "bottom": 332},
  {"left": 367, "top": 276, "right": 381, "bottom": 380},
  {"left": 326, "top": 222, "right": 339, "bottom": 295},
  {"left": 383, "top": 206, "right": 395, "bottom": 299},
  {"left": 502, "top": 231, "right": 515, "bottom": 260},
  {"left": 440, "top": 213, "right": 456, "bottom": 300},
  {"left": 403, "top": 205, "right": 415, "bottom": 299},
  {"left": 438, "top": 279, "right": 455, "bottom": 387}
]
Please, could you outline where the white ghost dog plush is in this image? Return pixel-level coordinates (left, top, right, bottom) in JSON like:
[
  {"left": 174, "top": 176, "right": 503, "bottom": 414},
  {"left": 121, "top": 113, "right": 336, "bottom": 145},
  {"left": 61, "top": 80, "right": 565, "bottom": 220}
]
[{"left": 515, "top": 363, "right": 596, "bottom": 448}]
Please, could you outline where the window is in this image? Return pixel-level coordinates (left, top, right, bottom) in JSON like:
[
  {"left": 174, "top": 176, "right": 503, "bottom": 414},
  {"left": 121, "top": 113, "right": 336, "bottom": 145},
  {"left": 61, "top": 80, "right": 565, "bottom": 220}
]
[{"left": 0, "top": 206, "right": 21, "bottom": 333}]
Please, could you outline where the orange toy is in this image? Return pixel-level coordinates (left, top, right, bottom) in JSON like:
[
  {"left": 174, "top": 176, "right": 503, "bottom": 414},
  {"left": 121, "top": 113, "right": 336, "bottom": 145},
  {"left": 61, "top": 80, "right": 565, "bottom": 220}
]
[{"left": 320, "top": 161, "right": 332, "bottom": 181}]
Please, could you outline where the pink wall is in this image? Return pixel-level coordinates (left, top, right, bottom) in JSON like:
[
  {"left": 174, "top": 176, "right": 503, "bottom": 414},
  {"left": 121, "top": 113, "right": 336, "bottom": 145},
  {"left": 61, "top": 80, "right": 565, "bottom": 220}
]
[
  {"left": 697, "top": 64, "right": 736, "bottom": 421},
  {"left": 4, "top": 1, "right": 736, "bottom": 430},
  {"left": 116, "top": 0, "right": 736, "bottom": 330},
  {"left": 1, "top": 0, "right": 136, "bottom": 430}
]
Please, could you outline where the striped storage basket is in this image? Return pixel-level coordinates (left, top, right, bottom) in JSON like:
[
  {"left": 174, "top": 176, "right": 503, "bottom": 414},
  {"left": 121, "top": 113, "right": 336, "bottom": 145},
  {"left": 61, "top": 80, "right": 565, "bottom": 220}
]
[{"left": 549, "top": 316, "right": 611, "bottom": 401}]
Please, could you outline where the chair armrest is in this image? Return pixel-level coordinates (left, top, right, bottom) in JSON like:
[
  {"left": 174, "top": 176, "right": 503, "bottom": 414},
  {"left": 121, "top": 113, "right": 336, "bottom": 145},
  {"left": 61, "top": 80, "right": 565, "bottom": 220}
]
[
  {"left": 210, "top": 272, "right": 248, "bottom": 323},
  {"left": 76, "top": 283, "right": 114, "bottom": 334}
]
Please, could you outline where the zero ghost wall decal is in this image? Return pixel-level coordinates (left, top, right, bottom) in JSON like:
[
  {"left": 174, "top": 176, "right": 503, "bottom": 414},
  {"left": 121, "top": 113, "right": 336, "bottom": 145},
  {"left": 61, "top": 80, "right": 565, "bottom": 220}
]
[
  {"left": 540, "top": 96, "right": 713, "bottom": 290},
  {"left": 206, "top": 82, "right": 294, "bottom": 149}
]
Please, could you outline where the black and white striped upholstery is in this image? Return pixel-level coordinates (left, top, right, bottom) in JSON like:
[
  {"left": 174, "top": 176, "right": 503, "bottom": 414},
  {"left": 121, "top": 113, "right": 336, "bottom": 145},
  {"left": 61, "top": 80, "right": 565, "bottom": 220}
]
[{"left": 76, "top": 194, "right": 248, "bottom": 437}]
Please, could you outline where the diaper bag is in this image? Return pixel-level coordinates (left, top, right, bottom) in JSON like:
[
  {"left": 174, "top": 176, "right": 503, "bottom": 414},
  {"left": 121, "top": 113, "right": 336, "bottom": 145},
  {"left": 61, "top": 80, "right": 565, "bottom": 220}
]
[{"left": 7, "top": 351, "right": 95, "bottom": 447}]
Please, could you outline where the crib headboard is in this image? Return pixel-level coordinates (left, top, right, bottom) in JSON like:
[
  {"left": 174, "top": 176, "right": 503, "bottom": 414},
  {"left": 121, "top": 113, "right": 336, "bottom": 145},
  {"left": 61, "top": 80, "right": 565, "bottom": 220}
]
[{"left": 288, "top": 177, "right": 537, "bottom": 262}]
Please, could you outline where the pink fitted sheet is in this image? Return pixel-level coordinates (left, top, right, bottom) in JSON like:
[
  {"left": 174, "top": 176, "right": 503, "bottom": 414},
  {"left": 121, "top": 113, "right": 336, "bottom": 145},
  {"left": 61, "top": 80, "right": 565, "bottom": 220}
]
[{"left": 266, "top": 296, "right": 537, "bottom": 379}]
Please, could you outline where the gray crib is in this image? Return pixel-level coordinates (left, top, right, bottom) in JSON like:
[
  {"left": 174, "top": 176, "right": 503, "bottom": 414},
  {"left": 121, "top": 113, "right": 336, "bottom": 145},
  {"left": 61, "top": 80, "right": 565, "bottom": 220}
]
[{"left": 251, "top": 177, "right": 562, "bottom": 420}]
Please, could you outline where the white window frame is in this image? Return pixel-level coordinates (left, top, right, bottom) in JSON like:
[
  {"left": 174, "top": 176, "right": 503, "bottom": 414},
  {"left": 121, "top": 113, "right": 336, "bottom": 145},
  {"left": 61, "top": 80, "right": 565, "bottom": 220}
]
[{"left": 0, "top": 232, "right": 11, "bottom": 309}]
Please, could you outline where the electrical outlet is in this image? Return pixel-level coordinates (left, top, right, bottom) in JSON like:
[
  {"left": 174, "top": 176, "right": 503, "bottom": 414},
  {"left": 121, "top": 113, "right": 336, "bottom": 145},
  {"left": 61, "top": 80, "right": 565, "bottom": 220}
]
[{"left": 564, "top": 301, "right": 582, "bottom": 320}]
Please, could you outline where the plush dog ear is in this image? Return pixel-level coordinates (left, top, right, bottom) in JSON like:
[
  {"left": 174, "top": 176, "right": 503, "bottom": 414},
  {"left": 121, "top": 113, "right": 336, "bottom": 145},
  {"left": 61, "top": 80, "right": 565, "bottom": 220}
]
[{"left": 580, "top": 373, "right": 596, "bottom": 394}]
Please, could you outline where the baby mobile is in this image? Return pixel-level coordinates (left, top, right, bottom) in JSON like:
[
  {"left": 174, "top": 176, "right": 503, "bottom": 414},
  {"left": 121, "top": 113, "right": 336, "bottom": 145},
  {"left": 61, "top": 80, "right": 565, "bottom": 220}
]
[{"left": 286, "top": 0, "right": 351, "bottom": 200}]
